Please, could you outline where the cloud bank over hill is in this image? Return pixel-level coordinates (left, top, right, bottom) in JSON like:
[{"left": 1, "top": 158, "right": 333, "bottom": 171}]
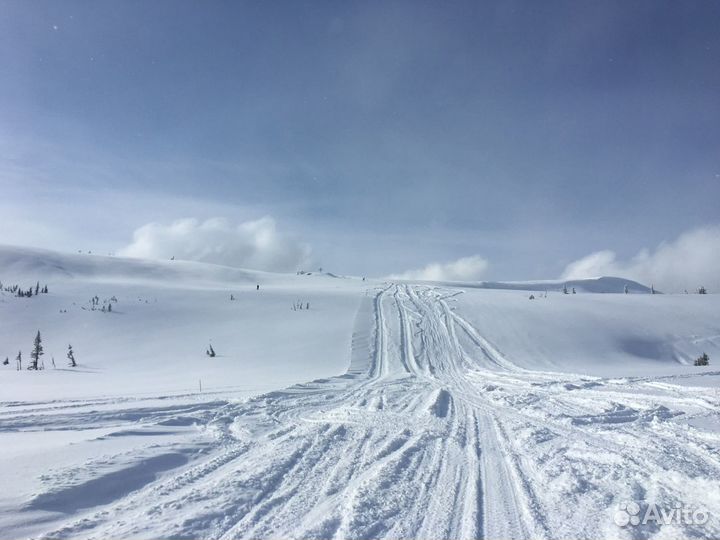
[
  {"left": 119, "top": 217, "right": 314, "bottom": 272},
  {"left": 562, "top": 225, "right": 720, "bottom": 292},
  {"left": 388, "top": 255, "right": 489, "bottom": 282}
]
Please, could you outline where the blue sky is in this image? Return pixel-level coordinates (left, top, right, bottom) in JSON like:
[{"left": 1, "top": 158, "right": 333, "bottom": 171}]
[{"left": 1, "top": 1, "right": 719, "bottom": 282}]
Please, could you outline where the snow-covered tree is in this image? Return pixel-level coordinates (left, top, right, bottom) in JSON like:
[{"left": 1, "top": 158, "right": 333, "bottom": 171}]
[
  {"left": 694, "top": 353, "right": 710, "bottom": 366},
  {"left": 15, "top": 351, "right": 21, "bottom": 370},
  {"left": 206, "top": 344, "right": 216, "bottom": 357},
  {"left": 29, "top": 331, "right": 43, "bottom": 370},
  {"left": 67, "top": 344, "right": 76, "bottom": 367}
]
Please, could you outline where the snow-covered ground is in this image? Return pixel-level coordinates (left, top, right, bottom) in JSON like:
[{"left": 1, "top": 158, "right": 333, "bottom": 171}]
[{"left": 1, "top": 246, "right": 718, "bottom": 539}]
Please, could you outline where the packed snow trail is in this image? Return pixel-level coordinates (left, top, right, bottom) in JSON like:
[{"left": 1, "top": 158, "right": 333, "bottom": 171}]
[{"left": 4, "top": 285, "right": 720, "bottom": 539}]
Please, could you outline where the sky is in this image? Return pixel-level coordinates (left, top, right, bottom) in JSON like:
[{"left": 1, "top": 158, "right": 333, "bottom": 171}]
[{"left": 1, "top": 1, "right": 719, "bottom": 289}]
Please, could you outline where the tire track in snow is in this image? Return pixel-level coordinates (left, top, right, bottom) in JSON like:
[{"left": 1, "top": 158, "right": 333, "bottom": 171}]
[{"left": 18, "top": 284, "right": 720, "bottom": 540}]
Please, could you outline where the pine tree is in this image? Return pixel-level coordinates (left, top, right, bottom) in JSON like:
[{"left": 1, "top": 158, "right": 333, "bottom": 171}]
[
  {"left": 207, "top": 344, "right": 216, "bottom": 357},
  {"left": 16, "top": 351, "right": 21, "bottom": 370},
  {"left": 694, "top": 353, "right": 710, "bottom": 366},
  {"left": 2, "top": 357, "right": 8, "bottom": 365},
  {"left": 35, "top": 282, "right": 40, "bottom": 295},
  {"left": 29, "top": 331, "right": 43, "bottom": 370},
  {"left": 67, "top": 344, "right": 76, "bottom": 367}
]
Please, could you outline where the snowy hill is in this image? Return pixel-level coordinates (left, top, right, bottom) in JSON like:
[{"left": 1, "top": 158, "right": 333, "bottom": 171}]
[
  {"left": 398, "top": 275, "right": 652, "bottom": 293},
  {"left": 0, "top": 245, "right": 367, "bottom": 401},
  {"left": 1, "top": 245, "right": 719, "bottom": 540},
  {"left": 1, "top": 244, "right": 716, "bottom": 399},
  {"left": 0, "top": 244, "right": 297, "bottom": 285}
]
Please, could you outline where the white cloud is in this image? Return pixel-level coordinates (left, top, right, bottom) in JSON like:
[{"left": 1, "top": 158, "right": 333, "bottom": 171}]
[
  {"left": 561, "top": 225, "right": 720, "bottom": 292},
  {"left": 118, "top": 217, "right": 314, "bottom": 272},
  {"left": 388, "top": 255, "right": 489, "bottom": 282}
]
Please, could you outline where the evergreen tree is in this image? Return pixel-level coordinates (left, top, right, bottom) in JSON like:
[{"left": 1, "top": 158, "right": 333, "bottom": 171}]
[
  {"left": 207, "top": 344, "right": 216, "bottom": 357},
  {"left": 35, "top": 281, "right": 40, "bottom": 295},
  {"left": 694, "top": 353, "right": 710, "bottom": 366},
  {"left": 2, "top": 357, "right": 8, "bottom": 365},
  {"left": 67, "top": 344, "right": 76, "bottom": 367},
  {"left": 29, "top": 331, "right": 43, "bottom": 370},
  {"left": 16, "top": 351, "right": 21, "bottom": 370}
]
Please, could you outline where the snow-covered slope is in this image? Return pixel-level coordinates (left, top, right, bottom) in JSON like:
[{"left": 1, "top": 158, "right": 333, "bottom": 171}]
[
  {"left": 400, "top": 275, "right": 652, "bottom": 293},
  {"left": 0, "top": 244, "right": 295, "bottom": 285},
  {"left": 452, "top": 287, "right": 720, "bottom": 375},
  {"left": 0, "top": 245, "right": 367, "bottom": 401},
  {"left": 1, "top": 246, "right": 718, "bottom": 540}
]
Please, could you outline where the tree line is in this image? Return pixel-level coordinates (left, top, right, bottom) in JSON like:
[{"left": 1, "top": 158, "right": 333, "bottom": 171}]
[{"left": 0, "top": 281, "right": 49, "bottom": 298}]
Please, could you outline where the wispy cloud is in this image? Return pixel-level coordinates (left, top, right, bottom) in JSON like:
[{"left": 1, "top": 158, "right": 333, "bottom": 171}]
[
  {"left": 388, "top": 255, "right": 489, "bottom": 282},
  {"left": 561, "top": 225, "right": 720, "bottom": 292},
  {"left": 118, "top": 217, "right": 315, "bottom": 272}
]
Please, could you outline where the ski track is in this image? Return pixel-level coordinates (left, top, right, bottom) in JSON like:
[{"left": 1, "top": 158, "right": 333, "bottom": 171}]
[{"left": 3, "top": 285, "right": 720, "bottom": 539}]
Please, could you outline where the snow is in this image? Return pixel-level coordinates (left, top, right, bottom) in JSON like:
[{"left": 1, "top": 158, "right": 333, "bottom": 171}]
[
  {"left": 0, "top": 245, "right": 366, "bottom": 401},
  {"left": 1, "top": 246, "right": 719, "bottom": 539}
]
